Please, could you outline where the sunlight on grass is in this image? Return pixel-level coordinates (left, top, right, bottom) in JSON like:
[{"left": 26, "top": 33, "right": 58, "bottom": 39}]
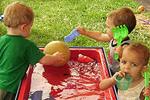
[{"left": 0, "top": 0, "right": 149, "bottom": 51}]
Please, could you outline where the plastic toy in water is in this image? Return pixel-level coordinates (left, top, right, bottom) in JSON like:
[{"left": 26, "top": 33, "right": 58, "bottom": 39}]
[
  {"left": 115, "top": 73, "right": 132, "bottom": 90},
  {"left": 112, "top": 25, "right": 128, "bottom": 60},
  {"left": 78, "top": 54, "right": 94, "bottom": 63},
  {"left": 64, "top": 29, "right": 79, "bottom": 42},
  {"left": 0, "top": 15, "right": 4, "bottom": 21},
  {"left": 144, "top": 70, "right": 150, "bottom": 100}
]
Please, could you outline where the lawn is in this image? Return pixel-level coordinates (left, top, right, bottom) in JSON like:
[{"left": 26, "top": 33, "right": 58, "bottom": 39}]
[{"left": 0, "top": 0, "right": 149, "bottom": 51}]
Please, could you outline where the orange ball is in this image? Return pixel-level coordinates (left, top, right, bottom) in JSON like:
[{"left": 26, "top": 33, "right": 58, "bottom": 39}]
[
  {"left": 138, "top": 5, "right": 145, "bottom": 12},
  {"left": 44, "top": 41, "right": 70, "bottom": 67}
]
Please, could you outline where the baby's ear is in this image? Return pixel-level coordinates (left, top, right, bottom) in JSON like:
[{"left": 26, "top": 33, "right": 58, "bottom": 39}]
[
  {"left": 142, "top": 66, "right": 148, "bottom": 72},
  {"left": 20, "top": 24, "right": 26, "bottom": 31}
]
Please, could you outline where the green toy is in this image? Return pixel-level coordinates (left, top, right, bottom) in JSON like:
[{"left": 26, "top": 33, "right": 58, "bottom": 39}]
[
  {"left": 112, "top": 25, "right": 128, "bottom": 60},
  {"left": 144, "top": 70, "right": 150, "bottom": 100}
]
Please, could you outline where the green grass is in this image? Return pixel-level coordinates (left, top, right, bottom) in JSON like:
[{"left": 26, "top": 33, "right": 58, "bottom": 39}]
[{"left": 0, "top": 0, "right": 149, "bottom": 51}]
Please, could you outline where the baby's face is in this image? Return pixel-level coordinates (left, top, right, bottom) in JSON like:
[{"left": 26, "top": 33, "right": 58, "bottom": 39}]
[
  {"left": 119, "top": 48, "right": 145, "bottom": 81},
  {"left": 105, "top": 17, "right": 115, "bottom": 38}
]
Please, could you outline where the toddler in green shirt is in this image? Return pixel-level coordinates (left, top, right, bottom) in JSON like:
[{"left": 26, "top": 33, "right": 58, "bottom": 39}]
[{"left": 0, "top": 2, "right": 65, "bottom": 100}]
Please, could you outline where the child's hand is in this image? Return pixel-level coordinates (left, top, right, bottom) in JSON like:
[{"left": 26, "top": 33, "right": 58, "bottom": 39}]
[
  {"left": 143, "top": 87, "right": 150, "bottom": 97},
  {"left": 40, "top": 52, "right": 66, "bottom": 66},
  {"left": 51, "top": 52, "right": 65, "bottom": 65},
  {"left": 76, "top": 27, "right": 87, "bottom": 35},
  {"left": 113, "top": 71, "right": 126, "bottom": 79}
]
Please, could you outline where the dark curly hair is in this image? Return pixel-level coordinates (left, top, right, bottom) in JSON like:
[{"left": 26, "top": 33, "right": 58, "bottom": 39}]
[{"left": 108, "top": 7, "right": 136, "bottom": 34}]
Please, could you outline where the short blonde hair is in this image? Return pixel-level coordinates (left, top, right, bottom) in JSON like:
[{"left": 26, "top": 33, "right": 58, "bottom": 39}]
[{"left": 3, "top": 2, "right": 34, "bottom": 28}]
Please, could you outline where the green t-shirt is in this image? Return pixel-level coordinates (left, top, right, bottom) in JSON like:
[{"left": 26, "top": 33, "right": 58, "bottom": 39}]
[{"left": 0, "top": 34, "right": 45, "bottom": 93}]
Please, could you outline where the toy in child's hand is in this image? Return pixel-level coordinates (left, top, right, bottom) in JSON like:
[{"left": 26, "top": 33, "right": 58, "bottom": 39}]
[
  {"left": 144, "top": 70, "right": 150, "bottom": 100},
  {"left": 112, "top": 25, "right": 128, "bottom": 60},
  {"left": 44, "top": 41, "right": 70, "bottom": 67},
  {"left": 64, "top": 29, "right": 79, "bottom": 42},
  {"left": 115, "top": 73, "right": 132, "bottom": 90},
  {"left": 0, "top": 15, "right": 4, "bottom": 21}
]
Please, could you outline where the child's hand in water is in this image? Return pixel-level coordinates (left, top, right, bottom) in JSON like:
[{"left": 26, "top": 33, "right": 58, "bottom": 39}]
[{"left": 77, "top": 27, "right": 87, "bottom": 35}]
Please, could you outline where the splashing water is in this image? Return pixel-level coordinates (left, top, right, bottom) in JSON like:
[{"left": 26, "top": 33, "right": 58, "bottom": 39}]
[
  {"left": 46, "top": 60, "right": 106, "bottom": 100},
  {"left": 28, "top": 49, "right": 116, "bottom": 100}
]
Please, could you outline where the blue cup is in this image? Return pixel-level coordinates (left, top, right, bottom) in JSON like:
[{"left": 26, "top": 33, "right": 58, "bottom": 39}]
[{"left": 64, "top": 29, "right": 79, "bottom": 42}]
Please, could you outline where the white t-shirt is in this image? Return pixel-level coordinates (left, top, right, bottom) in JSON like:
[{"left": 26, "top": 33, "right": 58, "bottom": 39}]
[
  {"left": 108, "top": 38, "right": 131, "bottom": 73},
  {"left": 118, "top": 80, "right": 144, "bottom": 100}
]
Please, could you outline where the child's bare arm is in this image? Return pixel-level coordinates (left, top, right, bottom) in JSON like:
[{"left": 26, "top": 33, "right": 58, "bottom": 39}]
[
  {"left": 77, "top": 27, "right": 112, "bottom": 42},
  {"left": 39, "top": 52, "right": 65, "bottom": 66},
  {"left": 99, "top": 77, "right": 116, "bottom": 90},
  {"left": 99, "top": 71, "right": 125, "bottom": 90}
]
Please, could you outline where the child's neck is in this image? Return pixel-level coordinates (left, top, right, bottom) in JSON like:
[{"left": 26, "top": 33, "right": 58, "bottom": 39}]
[{"left": 7, "top": 27, "right": 22, "bottom": 36}]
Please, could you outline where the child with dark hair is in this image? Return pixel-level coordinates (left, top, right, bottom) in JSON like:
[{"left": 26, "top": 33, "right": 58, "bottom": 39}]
[{"left": 77, "top": 7, "right": 136, "bottom": 73}]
